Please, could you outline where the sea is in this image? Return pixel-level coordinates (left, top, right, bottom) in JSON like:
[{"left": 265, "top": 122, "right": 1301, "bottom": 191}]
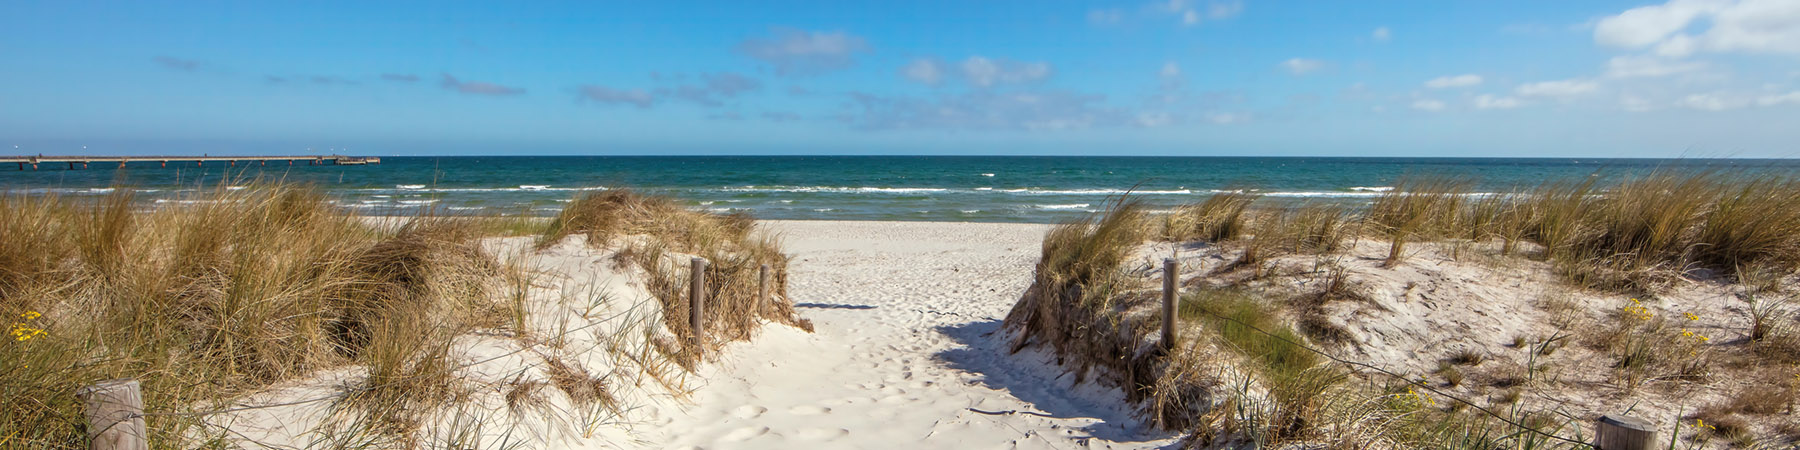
[{"left": 5, "top": 156, "right": 1799, "bottom": 223}]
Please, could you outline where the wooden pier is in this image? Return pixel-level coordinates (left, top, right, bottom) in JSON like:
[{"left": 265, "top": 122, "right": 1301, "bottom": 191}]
[{"left": 1, "top": 155, "right": 380, "bottom": 170}]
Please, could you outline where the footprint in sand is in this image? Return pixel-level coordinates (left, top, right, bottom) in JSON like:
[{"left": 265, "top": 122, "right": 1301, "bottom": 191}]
[
  {"left": 794, "top": 427, "right": 850, "bottom": 442},
  {"left": 731, "top": 405, "right": 767, "bottom": 419},
  {"left": 718, "top": 426, "right": 770, "bottom": 442},
  {"left": 788, "top": 405, "right": 832, "bottom": 415}
]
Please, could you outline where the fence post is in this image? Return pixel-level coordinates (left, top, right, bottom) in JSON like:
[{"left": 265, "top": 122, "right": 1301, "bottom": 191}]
[
  {"left": 1162, "top": 258, "right": 1178, "bottom": 349},
  {"left": 759, "top": 264, "right": 772, "bottom": 316},
  {"left": 690, "top": 257, "right": 708, "bottom": 355},
  {"left": 76, "top": 379, "right": 147, "bottom": 450},
  {"left": 1595, "top": 415, "right": 1655, "bottom": 450}
]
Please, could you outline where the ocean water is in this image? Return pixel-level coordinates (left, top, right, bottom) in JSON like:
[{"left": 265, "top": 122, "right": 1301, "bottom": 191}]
[{"left": 5, "top": 156, "right": 1799, "bottom": 223}]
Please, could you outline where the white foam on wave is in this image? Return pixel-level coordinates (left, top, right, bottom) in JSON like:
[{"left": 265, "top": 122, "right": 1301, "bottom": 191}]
[
  {"left": 398, "top": 200, "right": 439, "bottom": 205},
  {"left": 380, "top": 185, "right": 606, "bottom": 192},
  {"left": 1035, "top": 203, "right": 1092, "bottom": 210},
  {"left": 699, "top": 201, "right": 715, "bottom": 205},
  {"left": 1003, "top": 188, "right": 1191, "bottom": 195},
  {"left": 719, "top": 186, "right": 948, "bottom": 194},
  {"left": 981, "top": 173, "right": 995, "bottom": 177},
  {"left": 975, "top": 187, "right": 994, "bottom": 191},
  {"left": 813, "top": 208, "right": 834, "bottom": 212},
  {"left": 960, "top": 209, "right": 981, "bottom": 214},
  {"left": 447, "top": 206, "right": 483, "bottom": 211},
  {"left": 1349, "top": 186, "right": 1394, "bottom": 192}
]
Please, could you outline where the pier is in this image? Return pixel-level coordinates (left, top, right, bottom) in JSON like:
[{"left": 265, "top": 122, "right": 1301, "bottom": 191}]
[{"left": 1, "top": 155, "right": 381, "bottom": 170}]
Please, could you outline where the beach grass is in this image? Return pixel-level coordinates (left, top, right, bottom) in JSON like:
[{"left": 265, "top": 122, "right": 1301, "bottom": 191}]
[
  {"left": 1, "top": 183, "right": 799, "bottom": 448},
  {"left": 539, "top": 189, "right": 812, "bottom": 365},
  {"left": 0, "top": 182, "right": 518, "bottom": 448},
  {"left": 1010, "top": 170, "right": 1800, "bottom": 447}
]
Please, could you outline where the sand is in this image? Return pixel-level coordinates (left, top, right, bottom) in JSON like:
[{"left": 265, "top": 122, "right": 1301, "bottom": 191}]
[
  {"left": 636, "top": 221, "right": 1177, "bottom": 449},
  {"left": 207, "top": 220, "right": 1175, "bottom": 449}
]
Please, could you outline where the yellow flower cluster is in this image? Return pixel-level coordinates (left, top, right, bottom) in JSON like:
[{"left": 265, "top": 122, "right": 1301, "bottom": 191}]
[
  {"left": 1622, "top": 298, "right": 1655, "bottom": 322},
  {"left": 1405, "top": 387, "right": 1437, "bottom": 408},
  {"left": 10, "top": 311, "right": 45, "bottom": 342}
]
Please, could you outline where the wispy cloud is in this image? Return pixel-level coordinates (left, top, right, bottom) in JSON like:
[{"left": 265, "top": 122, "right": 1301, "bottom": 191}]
[
  {"left": 439, "top": 74, "right": 524, "bottom": 96},
  {"left": 1424, "top": 74, "right": 1482, "bottom": 88},
  {"left": 576, "top": 85, "right": 655, "bottom": 108},
  {"left": 737, "top": 27, "right": 870, "bottom": 76},
  {"left": 1594, "top": 0, "right": 1800, "bottom": 57},
  {"left": 153, "top": 55, "right": 201, "bottom": 71},
  {"left": 1280, "top": 58, "right": 1325, "bottom": 75},
  {"left": 1372, "top": 27, "right": 1392, "bottom": 42},
  {"left": 656, "top": 72, "right": 763, "bottom": 106},
  {"left": 577, "top": 72, "right": 763, "bottom": 108},
  {"left": 900, "top": 56, "right": 1052, "bottom": 88},
  {"left": 381, "top": 73, "right": 420, "bottom": 83},
  {"left": 1515, "top": 79, "right": 1598, "bottom": 97}
]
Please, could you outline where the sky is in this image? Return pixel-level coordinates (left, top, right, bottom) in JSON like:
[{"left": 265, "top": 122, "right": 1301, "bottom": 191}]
[{"left": 2, "top": 0, "right": 1799, "bottom": 157}]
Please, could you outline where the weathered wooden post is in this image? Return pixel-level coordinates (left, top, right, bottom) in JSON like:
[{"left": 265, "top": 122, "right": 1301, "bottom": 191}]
[
  {"left": 1162, "top": 258, "right": 1178, "bottom": 349},
  {"left": 1595, "top": 415, "right": 1655, "bottom": 450},
  {"left": 759, "top": 264, "right": 772, "bottom": 315},
  {"left": 76, "top": 379, "right": 148, "bottom": 450},
  {"left": 690, "top": 257, "right": 708, "bottom": 355}
]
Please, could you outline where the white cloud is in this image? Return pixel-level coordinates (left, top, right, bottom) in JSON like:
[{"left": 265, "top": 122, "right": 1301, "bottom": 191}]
[
  {"left": 959, "top": 56, "right": 1052, "bottom": 87},
  {"left": 1372, "top": 27, "right": 1392, "bottom": 42},
  {"left": 1281, "top": 58, "right": 1325, "bottom": 75},
  {"left": 1182, "top": 10, "right": 1200, "bottom": 25},
  {"left": 1515, "top": 79, "right": 1599, "bottom": 97},
  {"left": 1593, "top": 0, "right": 1725, "bottom": 48},
  {"left": 901, "top": 58, "right": 944, "bottom": 85},
  {"left": 737, "top": 28, "right": 870, "bottom": 76},
  {"left": 1594, "top": 0, "right": 1800, "bottom": 57},
  {"left": 1473, "top": 94, "right": 1523, "bottom": 109},
  {"left": 1604, "top": 55, "right": 1706, "bottom": 78},
  {"left": 1411, "top": 99, "right": 1447, "bottom": 111},
  {"left": 1757, "top": 91, "right": 1800, "bottom": 106},
  {"left": 1424, "top": 74, "right": 1483, "bottom": 88},
  {"left": 1678, "top": 92, "right": 1749, "bottom": 110}
]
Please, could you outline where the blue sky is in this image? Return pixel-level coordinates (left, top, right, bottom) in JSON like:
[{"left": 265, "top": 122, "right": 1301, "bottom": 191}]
[{"left": 3, "top": 0, "right": 1799, "bottom": 157}]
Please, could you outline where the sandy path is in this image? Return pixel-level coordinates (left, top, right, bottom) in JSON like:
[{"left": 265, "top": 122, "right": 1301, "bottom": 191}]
[{"left": 639, "top": 221, "right": 1175, "bottom": 450}]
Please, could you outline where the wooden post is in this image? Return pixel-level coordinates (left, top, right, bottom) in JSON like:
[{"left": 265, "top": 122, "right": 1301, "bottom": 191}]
[
  {"left": 76, "top": 379, "right": 148, "bottom": 450},
  {"left": 759, "top": 264, "right": 772, "bottom": 316},
  {"left": 690, "top": 257, "right": 708, "bottom": 354},
  {"left": 1595, "top": 415, "right": 1656, "bottom": 450},
  {"left": 1162, "top": 258, "right": 1178, "bottom": 349}
]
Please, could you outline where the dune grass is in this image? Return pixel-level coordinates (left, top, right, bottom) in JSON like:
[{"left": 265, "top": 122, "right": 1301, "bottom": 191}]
[
  {"left": 0, "top": 183, "right": 519, "bottom": 448},
  {"left": 538, "top": 189, "right": 811, "bottom": 365}
]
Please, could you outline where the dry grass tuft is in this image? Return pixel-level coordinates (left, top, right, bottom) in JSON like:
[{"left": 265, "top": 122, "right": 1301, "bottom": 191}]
[
  {"left": 1163, "top": 192, "right": 1258, "bottom": 242},
  {"left": 541, "top": 189, "right": 810, "bottom": 363},
  {"left": 0, "top": 182, "right": 517, "bottom": 448}
]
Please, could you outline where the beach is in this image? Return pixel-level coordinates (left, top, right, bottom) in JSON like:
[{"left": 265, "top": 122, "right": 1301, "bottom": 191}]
[{"left": 635, "top": 220, "right": 1174, "bottom": 449}]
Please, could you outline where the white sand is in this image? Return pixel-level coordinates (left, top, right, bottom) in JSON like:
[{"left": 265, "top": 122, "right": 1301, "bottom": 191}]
[
  {"left": 637, "top": 221, "right": 1177, "bottom": 449},
  {"left": 207, "top": 220, "right": 1176, "bottom": 449}
]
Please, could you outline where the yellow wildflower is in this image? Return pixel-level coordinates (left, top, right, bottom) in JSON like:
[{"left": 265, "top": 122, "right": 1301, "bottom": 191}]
[
  {"left": 10, "top": 324, "right": 44, "bottom": 342},
  {"left": 1684, "top": 312, "right": 1699, "bottom": 321},
  {"left": 21, "top": 311, "right": 41, "bottom": 321}
]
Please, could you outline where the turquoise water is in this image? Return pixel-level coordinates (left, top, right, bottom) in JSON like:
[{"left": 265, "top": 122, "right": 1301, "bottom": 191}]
[{"left": 4, "top": 156, "right": 1798, "bottom": 223}]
